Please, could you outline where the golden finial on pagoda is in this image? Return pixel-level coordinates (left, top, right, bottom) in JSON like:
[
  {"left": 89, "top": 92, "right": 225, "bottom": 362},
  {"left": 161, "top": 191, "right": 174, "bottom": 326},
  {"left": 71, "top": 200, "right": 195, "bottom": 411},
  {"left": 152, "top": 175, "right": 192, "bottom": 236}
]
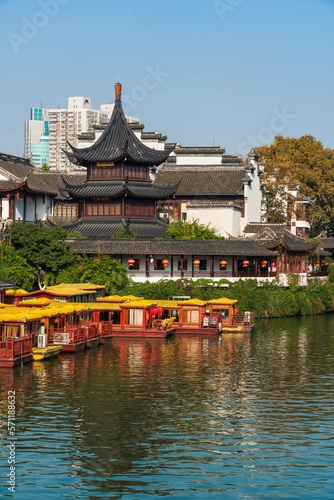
[{"left": 115, "top": 82, "right": 122, "bottom": 101}]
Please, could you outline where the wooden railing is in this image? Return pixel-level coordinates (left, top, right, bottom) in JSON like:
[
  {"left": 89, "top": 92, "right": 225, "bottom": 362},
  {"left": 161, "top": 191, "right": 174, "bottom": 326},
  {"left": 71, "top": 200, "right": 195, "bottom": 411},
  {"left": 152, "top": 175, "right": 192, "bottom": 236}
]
[
  {"left": 232, "top": 312, "right": 255, "bottom": 327},
  {"left": 49, "top": 327, "right": 86, "bottom": 345},
  {"left": 0, "top": 337, "right": 32, "bottom": 360},
  {"left": 86, "top": 323, "right": 99, "bottom": 340},
  {"left": 100, "top": 321, "right": 113, "bottom": 336}
]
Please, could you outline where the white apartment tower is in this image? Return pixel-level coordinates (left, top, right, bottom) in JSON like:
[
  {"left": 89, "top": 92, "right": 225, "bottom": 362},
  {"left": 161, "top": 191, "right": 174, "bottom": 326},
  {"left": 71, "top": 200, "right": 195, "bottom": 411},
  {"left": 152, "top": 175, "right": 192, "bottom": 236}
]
[{"left": 48, "top": 97, "right": 101, "bottom": 171}]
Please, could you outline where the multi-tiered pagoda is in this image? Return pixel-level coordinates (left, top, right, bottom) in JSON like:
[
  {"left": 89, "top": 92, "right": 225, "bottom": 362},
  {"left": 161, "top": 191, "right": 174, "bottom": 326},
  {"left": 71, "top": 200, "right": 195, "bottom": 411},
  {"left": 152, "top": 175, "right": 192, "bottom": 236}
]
[{"left": 63, "top": 83, "right": 176, "bottom": 238}]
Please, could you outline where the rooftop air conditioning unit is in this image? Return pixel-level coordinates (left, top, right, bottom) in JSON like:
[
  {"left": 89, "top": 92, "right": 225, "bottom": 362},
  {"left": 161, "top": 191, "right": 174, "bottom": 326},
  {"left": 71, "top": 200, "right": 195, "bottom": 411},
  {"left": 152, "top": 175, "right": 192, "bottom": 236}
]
[{"left": 159, "top": 213, "right": 169, "bottom": 219}]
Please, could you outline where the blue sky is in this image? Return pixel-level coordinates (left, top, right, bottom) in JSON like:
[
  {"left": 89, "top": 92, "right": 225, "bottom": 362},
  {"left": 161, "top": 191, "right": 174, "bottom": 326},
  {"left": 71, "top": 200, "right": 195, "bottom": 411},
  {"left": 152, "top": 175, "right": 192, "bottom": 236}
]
[{"left": 0, "top": 0, "right": 333, "bottom": 157}]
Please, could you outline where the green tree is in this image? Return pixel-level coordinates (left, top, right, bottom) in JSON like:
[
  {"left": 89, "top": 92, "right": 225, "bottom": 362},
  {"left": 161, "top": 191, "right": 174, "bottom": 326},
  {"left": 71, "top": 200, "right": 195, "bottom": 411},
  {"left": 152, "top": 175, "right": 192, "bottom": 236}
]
[
  {"left": 165, "top": 220, "right": 223, "bottom": 240},
  {"left": 73, "top": 256, "right": 130, "bottom": 294},
  {"left": 5, "top": 223, "right": 76, "bottom": 285},
  {"left": 0, "top": 243, "right": 37, "bottom": 290},
  {"left": 256, "top": 135, "right": 334, "bottom": 235}
]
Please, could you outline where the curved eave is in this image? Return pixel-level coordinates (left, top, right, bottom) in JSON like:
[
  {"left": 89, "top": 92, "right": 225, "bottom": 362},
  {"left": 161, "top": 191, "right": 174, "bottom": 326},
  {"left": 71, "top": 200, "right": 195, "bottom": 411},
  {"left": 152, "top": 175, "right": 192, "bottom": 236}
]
[
  {"left": 268, "top": 241, "right": 317, "bottom": 252},
  {"left": 65, "top": 100, "right": 173, "bottom": 167},
  {"left": 0, "top": 180, "right": 26, "bottom": 192},
  {"left": 62, "top": 181, "right": 177, "bottom": 200}
]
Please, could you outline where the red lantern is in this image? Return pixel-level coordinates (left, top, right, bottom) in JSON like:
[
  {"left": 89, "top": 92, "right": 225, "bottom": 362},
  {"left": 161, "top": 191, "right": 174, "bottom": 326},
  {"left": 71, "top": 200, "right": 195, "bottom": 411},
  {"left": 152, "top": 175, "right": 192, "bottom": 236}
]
[
  {"left": 242, "top": 259, "right": 250, "bottom": 268},
  {"left": 261, "top": 259, "right": 268, "bottom": 267},
  {"left": 162, "top": 258, "right": 169, "bottom": 267},
  {"left": 127, "top": 257, "right": 135, "bottom": 267},
  {"left": 219, "top": 259, "right": 227, "bottom": 268},
  {"left": 193, "top": 259, "right": 201, "bottom": 267}
]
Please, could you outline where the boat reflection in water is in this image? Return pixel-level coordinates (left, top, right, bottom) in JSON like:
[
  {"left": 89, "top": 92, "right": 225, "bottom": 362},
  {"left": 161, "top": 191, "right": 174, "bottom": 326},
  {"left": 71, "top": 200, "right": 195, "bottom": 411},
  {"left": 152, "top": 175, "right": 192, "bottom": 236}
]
[{"left": 2, "top": 316, "right": 334, "bottom": 499}]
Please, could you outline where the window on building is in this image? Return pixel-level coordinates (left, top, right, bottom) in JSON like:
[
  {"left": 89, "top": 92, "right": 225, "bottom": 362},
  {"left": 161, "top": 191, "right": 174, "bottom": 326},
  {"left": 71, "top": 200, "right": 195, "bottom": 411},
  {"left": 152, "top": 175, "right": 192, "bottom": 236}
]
[
  {"left": 178, "top": 260, "right": 188, "bottom": 271},
  {"left": 199, "top": 259, "right": 207, "bottom": 271}
]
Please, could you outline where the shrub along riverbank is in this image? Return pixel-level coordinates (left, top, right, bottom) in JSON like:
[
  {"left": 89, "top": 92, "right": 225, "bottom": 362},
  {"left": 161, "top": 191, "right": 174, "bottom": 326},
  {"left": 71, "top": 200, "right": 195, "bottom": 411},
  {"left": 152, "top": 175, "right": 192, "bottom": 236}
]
[{"left": 121, "top": 278, "right": 334, "bottom": 319}]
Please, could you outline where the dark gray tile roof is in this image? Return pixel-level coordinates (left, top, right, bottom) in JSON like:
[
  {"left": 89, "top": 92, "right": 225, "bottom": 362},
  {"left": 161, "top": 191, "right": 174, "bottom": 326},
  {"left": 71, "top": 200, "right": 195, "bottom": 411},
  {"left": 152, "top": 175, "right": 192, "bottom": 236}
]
[
  {"left": 65, "top": 100, "right": 173, "bottom": 167},
  {"left": 0, "top": 153, "right": 32, "bottom": 179},
  {"left": 34, "top": 172, "right": 87, "bottom": 200},
  {"left": 64, "top": 218, "right": 169, "bottom": 239},
  {"left": 154, "top": 166, "right": 246, "bottom": 196},
  {"left": 244, "top": 223, "right": 287, "bottom": 234},
  {"left": 66, "top": 238, "right": 276, "bottom": 256},
  {"left": 267, "top": 231, "right": 318, "bottom": 252},
  {"left": 0, "top": 178, "right": 26, "bottom": 190},
  {"left": 0, "top": 278, "right": 16, "bottom": 289},
  {"left": 26, "top": 172, "right": 58, "bottom": 195},
  {"left": 64, "top": 181, "right": 177, "bottom": 199},
  {"left": 246, "top": 225, "right": 318, "bottom": 252},
  {"left": 174, "top": 146, "right": 226, "bottom": 155}
]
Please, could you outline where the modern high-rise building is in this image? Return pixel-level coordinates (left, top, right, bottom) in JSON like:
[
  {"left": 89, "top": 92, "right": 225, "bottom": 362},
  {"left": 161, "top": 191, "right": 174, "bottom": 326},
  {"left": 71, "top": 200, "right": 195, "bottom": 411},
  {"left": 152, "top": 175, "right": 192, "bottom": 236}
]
[
  {"left": 24, "top": 107, "right": 49, "bottom": 167},
  {"left": 24, "top": 98, "right": 117, "bottom": 171}
]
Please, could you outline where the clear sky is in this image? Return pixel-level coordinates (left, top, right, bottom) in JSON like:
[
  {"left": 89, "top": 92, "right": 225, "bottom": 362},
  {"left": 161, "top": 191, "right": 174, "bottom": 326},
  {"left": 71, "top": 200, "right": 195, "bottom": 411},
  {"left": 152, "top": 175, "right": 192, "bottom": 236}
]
[{"left": 0, "top": 0, "right": 333, "bottom": 157}]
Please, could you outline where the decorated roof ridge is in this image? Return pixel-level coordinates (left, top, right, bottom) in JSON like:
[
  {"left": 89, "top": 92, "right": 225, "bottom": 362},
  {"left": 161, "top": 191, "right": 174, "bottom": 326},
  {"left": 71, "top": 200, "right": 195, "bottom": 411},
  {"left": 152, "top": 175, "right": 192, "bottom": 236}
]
[
  {"left": 154, "top": 300, "right": 180, "bottom": 308},
  {"left": 206, "top": 297, "right": 238, "bottom": 305},
  {"left": 178, "top": 298, "right": 207, "bottom": 306},
  {"left": 51, "top": 282, "right": 105, "bottom": 289},
  {"left": 174, "top": 146, "right": 226, "bottom": 154},
  {"left": 65, "top": 83, "right": 174, "bottom": 167},
  {"left": 0, "top": 152, "right": 32, "bottom": 166},
  {"left": 18, "top": 297, "right": 52, "bottom": 306},
  {"left": 120, "top": 299, "right": 158, "bottom": 308}
]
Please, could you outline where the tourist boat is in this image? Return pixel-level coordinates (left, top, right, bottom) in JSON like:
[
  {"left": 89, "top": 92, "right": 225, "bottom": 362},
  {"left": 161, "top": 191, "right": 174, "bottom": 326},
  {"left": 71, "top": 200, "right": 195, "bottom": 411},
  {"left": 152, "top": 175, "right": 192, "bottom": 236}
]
[
  {"left": 0, "top": 308, "right": 42, "bottom": 367},
  {"left": 172, "top": 298, "right": 222, "bottom": 335},
  {"left": 41, "top": 302, "right": 90, "bottom": 352},
  {"left": 113, "top": 299, "right": 176, "bottom": 338},
  {"left": 205, "top": 298, "right": 255, "bottom": 333},
  {"left": 155, "top": 297, "right": 254, "bottom": 334}
]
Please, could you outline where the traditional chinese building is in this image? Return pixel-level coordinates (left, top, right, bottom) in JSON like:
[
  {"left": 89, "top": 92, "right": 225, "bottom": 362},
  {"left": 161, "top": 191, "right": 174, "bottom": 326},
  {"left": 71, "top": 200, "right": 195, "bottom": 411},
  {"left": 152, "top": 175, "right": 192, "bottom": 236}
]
[{"left": 62, "top": 83, "right": 177, "bottom": 238}]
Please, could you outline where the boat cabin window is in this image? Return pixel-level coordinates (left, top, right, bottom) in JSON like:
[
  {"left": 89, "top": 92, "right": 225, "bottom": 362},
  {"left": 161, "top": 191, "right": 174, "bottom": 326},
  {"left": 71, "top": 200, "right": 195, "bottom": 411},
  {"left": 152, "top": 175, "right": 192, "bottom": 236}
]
[
  {"left": 182, "top": 309, "right": 200, "bottom": 324},
  {"left": 163, "top": 309, "right": 179, "bottom": 322},
  {"left": 125, "top": 308, "right": 143, "bottom": 326},
  {"left": 212, "top": 308, "right": 229, "bottom": 319}
]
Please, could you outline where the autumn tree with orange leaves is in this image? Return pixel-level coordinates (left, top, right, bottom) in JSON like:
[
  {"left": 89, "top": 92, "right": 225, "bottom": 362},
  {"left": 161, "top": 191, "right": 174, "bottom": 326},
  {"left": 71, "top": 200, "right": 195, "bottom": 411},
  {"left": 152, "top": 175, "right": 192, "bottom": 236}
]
[{"left": 256, "top": 135, "right": 334, "bottom": 236}]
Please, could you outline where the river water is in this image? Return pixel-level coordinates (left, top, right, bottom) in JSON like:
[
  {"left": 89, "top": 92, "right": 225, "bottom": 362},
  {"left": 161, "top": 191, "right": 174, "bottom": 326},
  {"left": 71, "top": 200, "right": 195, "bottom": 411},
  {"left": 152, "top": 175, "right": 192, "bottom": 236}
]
[{"left": 1, "top": 315, "right": 334, "bottom": 499}]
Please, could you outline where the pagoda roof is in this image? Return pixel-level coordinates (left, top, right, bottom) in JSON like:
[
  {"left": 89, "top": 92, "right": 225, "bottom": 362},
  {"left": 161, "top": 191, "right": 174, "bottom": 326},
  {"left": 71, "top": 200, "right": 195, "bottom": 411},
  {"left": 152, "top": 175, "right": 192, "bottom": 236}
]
[
  {"left": 65, "top": 83, "right": 173, "bottom": 167},
  {"left": 64, "top": 218, "right": 170, "bottom": 239},
  {"left": 63, "top": 180, "right": 177, "bottom": 200}
]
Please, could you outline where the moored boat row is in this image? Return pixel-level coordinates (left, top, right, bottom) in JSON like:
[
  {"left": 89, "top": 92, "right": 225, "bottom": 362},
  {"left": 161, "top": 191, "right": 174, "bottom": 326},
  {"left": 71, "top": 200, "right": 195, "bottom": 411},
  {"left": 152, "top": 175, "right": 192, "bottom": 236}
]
[{"left": 0, "top": 283, "right": 254, "bottom": 368}]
